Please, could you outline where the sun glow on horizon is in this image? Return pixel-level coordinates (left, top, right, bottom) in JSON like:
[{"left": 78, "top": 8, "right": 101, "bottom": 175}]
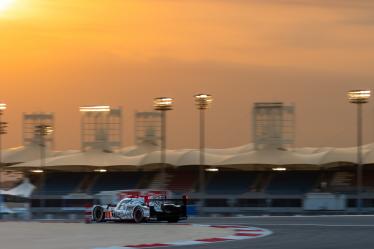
[{"left": 0, "top": 0, "right": 13, "bottom": 12}]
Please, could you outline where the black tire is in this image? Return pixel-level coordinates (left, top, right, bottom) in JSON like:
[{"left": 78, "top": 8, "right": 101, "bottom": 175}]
[
  {"left": 92, "top": 206, "right": 105, "bottom": 223},
  {"left": 162, "top": 204, "right": 178, "bottom": 214},
  {"left": 167, "top": 217, "right": 179, "bottom": 223},
  {"left": 133, "top": 206, "right": 144, "bottom": 223}
]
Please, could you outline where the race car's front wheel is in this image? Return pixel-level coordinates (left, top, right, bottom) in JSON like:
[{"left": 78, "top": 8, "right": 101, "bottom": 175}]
[
  {"left": 92, "top": 206, "right": 105, "bottom": 223},
  {"left": 133, "top": 206, "right": 144, "bottom": 223}
]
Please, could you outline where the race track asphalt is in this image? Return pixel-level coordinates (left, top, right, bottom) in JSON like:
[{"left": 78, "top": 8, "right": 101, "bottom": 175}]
[{"left": 174, "top": 216, "right": 374, "bottom": 249}]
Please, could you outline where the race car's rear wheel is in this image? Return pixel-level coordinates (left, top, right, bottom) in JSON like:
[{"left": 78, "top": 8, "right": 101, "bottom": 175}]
[
  {"left": 133, "top": 206, "right": 144, "bottom": 223},
  {"left": 92, "top": 206, "right": 105, "bottom": 223}
]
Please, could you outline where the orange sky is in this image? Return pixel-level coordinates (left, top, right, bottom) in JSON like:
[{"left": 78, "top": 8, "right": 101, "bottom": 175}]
[{"left": 1, "top": 0, "right": 374, "bottom": 150}]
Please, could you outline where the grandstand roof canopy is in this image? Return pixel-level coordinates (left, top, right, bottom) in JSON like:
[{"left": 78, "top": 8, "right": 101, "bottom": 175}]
[
  {"left": 6, "top": 143, "right": 374, "bottom": 171},
  {"left": 2, "top": 143, "right": 78, "bottom": 164}
]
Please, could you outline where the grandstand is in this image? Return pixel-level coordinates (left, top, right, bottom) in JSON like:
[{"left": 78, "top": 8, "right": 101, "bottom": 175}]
[
  {"left": 1, "top": 104, "right": 374, "bottom": 218},
  {"left": 205, "top": 171, "right": 257, "bottom": 195},
  {"left": 266, "top": 171, "right": 320, "bottom": 195},
  {"left": 21, "top": 164, "right": 374, "bottom": 196},
  {"left": 1, "top": 142, "right": 373, "bottom": 218}
]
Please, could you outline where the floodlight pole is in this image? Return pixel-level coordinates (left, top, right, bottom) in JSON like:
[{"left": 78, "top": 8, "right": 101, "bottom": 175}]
[
  {"left": 40, "top": 128, "right": 46, "bottom": 169},
  {"left": 347, "top": 89, "right": 370, "bottom": 213},
  {"left": 160, "top": 110, "right": 167, "bottom": 190},
  {"left": 35, "top": 125, "right": 52, "bottom": 171},
  {"left": 0, "top": 110, "right": 3, "bottom": 219},
  {"left": 194, "top": 94, "right": 213, "bottom": 199},
  {"left": 0, "top": 106, "right": 7, "bottom": 219},
  {"left": 356, "top": 103, "right": 363, "bottom": 212},
  {"left": 199, "top": 108, "right": 205, "bottom": 195},
  {"left": 0, "top": 111, "right": 2, "bottom": 166},
  {"left": 153, "top": 97, "right": 173, "bottom": 190}
]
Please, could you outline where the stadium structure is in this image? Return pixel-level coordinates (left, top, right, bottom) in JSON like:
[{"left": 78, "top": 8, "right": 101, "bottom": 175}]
[{"left": 1, "top": 103, "right": 374, "bottom": 219}]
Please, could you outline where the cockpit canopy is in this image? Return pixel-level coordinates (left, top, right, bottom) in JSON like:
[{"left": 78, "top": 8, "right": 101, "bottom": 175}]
[{"left": 116, "top": 198, "right": 145, "bottom": 209}]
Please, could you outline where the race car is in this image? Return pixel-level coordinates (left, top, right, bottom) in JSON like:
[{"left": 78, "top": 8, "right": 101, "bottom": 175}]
[{"left": 92, "top": 194, "right": 187, "bottom": 223}]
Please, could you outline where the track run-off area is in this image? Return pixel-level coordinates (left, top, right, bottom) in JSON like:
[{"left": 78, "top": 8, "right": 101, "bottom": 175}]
[
  {"left": 185, "top": 215, "right": 374, "bottom": 249},
  {"left": 1, "top": 215, "right": 374, "bottom": 249},
  {"left": 0, "top": 221, "right": 270, "bottom": 249}
]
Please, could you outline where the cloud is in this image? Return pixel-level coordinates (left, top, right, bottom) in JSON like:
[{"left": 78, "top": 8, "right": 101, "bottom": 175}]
[
  {"left": 149, "top": 0, "right": 374, "bottom": 9},
  {"left": 342, "top": 15, "right": 374, "bottom": 26}
]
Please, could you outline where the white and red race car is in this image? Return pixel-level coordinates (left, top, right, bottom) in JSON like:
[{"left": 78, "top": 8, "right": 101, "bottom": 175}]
[{"left": 92, "top": 192, "right": 188, "bottom": 223}]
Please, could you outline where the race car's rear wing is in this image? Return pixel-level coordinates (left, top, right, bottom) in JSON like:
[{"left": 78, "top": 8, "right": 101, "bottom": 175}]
[{"left": 153, "top": 195, "right": 188, "bottom": 204}]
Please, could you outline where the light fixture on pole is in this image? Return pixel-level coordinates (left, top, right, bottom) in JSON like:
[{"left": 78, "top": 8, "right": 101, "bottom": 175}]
[
  {"left": 272, "top": 167, "right": 287, "bottom": 171},
  {"left": 0, "top": 103, "right": 7, "bottom": 219},
  {"left": 79, "top": 105, "right": 112, "bottom": 151},
  {"left": 347, "top": 89, "right": 371, "bottom": 212},
  {"left": 154, "top": 97, "right": 174, "bottom": 190},
  {"left": 205, "top": 167, "right": 219, "bottom": 172},
  {"left": 79, "top": 106, "right": 111, "bottom": 112},
  {"left": 30, "top": 169, "right": 44, "bottom": 174},
  {"left": 94, "top": 168, "right": 107, "bottom": 173},
  {"left": 194, "top": 94, "right": 214, "bottom": 196}
]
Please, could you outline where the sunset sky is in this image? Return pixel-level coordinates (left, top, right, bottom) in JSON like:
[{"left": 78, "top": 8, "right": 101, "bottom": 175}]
[{"left": 1, "top": 0, "right": 374, "bottom": 150}]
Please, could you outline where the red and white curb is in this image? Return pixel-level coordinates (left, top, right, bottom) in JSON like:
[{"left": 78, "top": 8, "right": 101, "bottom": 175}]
[{"left": 93, "top": 224, "right": 272, "bottom": 249}]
